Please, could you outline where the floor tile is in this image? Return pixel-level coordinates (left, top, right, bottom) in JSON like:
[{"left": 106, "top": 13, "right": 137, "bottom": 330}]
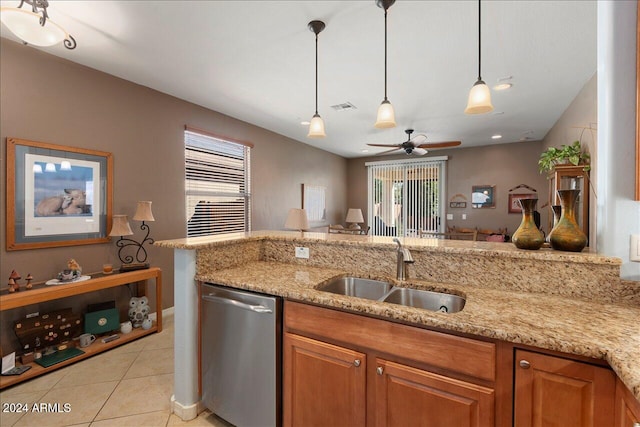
[
  {"left": 94, "top": 373, "right": 173, "bottom": 420},
  {"left": 141, "top": 329, "right": 174, "bottom": 351},
  {"left": 167, "top": 410, "right": 234, "bottom": 426},
  {"left": 89, "top": 410, "right": 170, "bottom": 427},
  {"left": 0, "top": 369, "right": 66, "bottom": 396},
  {"left": 0, "top": 389, "right": 48, "bottom": 427},
  {"left": 15, "top": 381, "right": 118, "bottom": 427},
  {"left": 123, "top": 348, "right": 173, "bottom": 379},
  {"left": 54, "top": 351, "right": 138, "bottom": 388}
]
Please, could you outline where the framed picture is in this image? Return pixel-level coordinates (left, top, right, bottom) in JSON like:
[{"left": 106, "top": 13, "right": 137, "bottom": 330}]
[
  {"left": 471, "top": 185, "right": 495, "bottom": 209},
  {"left": 301, "top": 183, "right": 327, "bottom": 226},
  {"left": 6, "top": 138, "right": 113, "bottom": 251},
  {"left": 508, "top": 193, "right": 538, "bottom": 214}
]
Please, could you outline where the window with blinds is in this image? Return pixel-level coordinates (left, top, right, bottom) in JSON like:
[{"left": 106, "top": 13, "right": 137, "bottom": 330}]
[
  {"left": 366, "top": 157, "right": 447, "bottom": 237},
  {"left": 185, "top": 129, "right": 251, "bottom": 237}
]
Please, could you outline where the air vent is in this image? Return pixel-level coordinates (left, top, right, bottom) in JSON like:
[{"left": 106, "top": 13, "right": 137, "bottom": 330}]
[{"left": 330, "top": 102, "right": 357, "bottom": 111}]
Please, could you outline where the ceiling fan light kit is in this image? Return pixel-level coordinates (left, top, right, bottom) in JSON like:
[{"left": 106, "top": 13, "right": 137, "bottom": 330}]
[
  {"left": 0, "top": 0, "right": 76, "bottom": 49},
  {"left": 465, "top": 0, "right": 493, "bottom": 115},
  {"left": 307, "top": 19, "right": 326, "bottom": 138},
  {"left": 374, "top": 0, "right": 397, "bottom": 129}
]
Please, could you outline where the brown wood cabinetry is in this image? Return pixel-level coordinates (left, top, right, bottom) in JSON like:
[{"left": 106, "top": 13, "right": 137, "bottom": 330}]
[
  {"left": 283, "top": 301, "right": 497, "bottom": 426},
  {"left": 615, "top": 378, "right": 640, "bottom": 427},
  {"left": 283, "top": 333, "right": 366, "bottom": 427},
  {"left": 374, "top": 358, "right": 494, "bottom": 427},
  {"left": 514, "top": 349, "right": 616, "bottom": 427}
]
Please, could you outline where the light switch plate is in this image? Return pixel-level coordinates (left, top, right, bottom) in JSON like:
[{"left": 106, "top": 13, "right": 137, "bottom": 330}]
[
  {"left": 295, "top": 246, "right": 310, "bottom": 259},
  {"left": 462, "top": 214, "right": 467, "bottom": 220},
  {"left": 630, "top": 234, "right": 640, "bottom": 262},
  {"left": 446, "top": 214, "right": 453, "bottom": 220}
]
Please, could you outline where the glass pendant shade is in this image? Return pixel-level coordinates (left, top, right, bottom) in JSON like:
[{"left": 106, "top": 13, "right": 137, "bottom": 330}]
[
  {"left": 307, "top": 113, "right": 326, "bottom": 138},
  {"left": 464, "top": 79, "right": 494, "bottom": 114},
  {"left": 60, "top": 161, "right": 72, "bottom": 170},
  {"left": 33, "top": 164, "right": 43, "bottom": 174},
  {"left": 45, "top": 162, "right": 56, "bottom": 172},
  {"left": 0, "top": 7, "right": 68, "bottom": 47},
  {"left": 374, "top": 99, "right": 396, "bottom": 129}
]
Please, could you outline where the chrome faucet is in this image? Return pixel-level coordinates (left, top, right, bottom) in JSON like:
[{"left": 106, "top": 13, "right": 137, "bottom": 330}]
[{"left": 393, "top": 238, "right": 414, "bottom": 280}]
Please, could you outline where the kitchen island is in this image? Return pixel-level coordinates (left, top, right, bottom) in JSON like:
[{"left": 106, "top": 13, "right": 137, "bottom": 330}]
[{"left": 156, "top": 231, "right": 640, "bottom": 423}]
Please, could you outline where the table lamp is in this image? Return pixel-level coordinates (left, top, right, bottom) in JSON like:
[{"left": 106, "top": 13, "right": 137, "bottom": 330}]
[
  {"left": 108, "top": 201, "right": 155, "bottom": 271},
  {"left": 285, "top": 208, "right": 309, "bottom": 234},
  {"left": 345, "top": 208, "right": 364, "bottom": 229}
]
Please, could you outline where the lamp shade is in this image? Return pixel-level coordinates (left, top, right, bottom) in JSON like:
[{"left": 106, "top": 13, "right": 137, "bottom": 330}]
[
  {"left": 307, "top": 113, "right": 326, "bottom": 138},
  {"left": 0, "top": 7, "right": 68, "bottom": 47},
  {"left": 465, "top": 80, "right": 494, "bottom": 115},
  {"left": 374, "top": 100, "right": 396, "bottom": 128},
  {"left": 109, "top": 215, "right": 134, "bottom": 237},
  {"left": 133, "top": 201, "right": 155, "bottom": 222},
  {"left": 284, "top": 208, "right": 309, "bottom": 231},
  {"left": 345, "top": 208, "right": 364, "bottom": 224}
]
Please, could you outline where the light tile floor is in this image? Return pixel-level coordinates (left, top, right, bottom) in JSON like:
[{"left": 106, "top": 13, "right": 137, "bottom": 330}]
[{"left": 0, "top": 312, "right": 233, "bottom": 427}]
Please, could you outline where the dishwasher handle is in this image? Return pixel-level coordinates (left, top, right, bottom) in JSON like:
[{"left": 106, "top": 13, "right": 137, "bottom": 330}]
[{"left": 202, "top": 293, "right": 273, "bottom": 314}]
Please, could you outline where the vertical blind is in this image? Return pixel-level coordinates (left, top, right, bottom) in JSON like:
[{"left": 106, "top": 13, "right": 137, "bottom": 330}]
[
  {"left": 185, "top": 130, "right": 251, "bottom": 237},
  {"left": 366, "top": 157, "right": 447, "bottom": 237}
]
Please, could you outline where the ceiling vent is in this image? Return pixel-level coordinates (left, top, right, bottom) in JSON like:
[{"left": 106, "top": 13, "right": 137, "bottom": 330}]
[{"left": 330, "top": 102, "right": 357, "bottom": 112}]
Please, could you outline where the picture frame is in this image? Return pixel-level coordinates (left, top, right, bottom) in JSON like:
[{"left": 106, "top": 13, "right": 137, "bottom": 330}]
[
  {"left": 471, "top": 185, "right": 495, "bottom": 209},
  {"left": 6, "top": 138, "right": 113, "bottom": 251},
  {"left": 301, "top": 183, "right": 327, "bottom": 226},
  {"left": 508, "top": 193, "right": 538, "bottom": 214}
]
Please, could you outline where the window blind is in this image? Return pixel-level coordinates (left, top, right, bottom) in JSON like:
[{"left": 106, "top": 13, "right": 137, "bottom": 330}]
[
  {"left": 366, "top": 157, "right": 447, "bottom": 237},
  {"left": 185, "top": 130, "right": 251, "bottom": 237}
]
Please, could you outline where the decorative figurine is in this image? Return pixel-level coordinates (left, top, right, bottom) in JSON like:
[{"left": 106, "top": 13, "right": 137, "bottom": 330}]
[
  {"left": 8, "top": 270, "right": 21, "bottom": 292},
  {"left": 128, "top": 296, "right": 150, "bottom": 328},
  {"left": 67, "top": 259, "right": 82, "bottom": 275},
  {"left": 25, "top": 273, "right": 34, "bottom": 289}
]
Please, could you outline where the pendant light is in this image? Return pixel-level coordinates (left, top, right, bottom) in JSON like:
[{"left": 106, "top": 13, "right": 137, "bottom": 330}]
[
  {"left": 307, "top": 20, "right": 326, "bottom": 138},
  {"left": 374, "top": 0, "right": 397, "bottom": 128},
  {"left": 465, "top": 0, "right": 493, "bottom": 114}
]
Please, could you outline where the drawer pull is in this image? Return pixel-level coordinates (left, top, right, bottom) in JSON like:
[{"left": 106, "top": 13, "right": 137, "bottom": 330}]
[
  {"left": 376, "top": 367, "right": 384, "bottom": 375},
  {"left": 519, "top": 360, "right": 531, "bottom": 369},
  {"left": 354, "top": 359, "right": 361, "bottom": 367}
]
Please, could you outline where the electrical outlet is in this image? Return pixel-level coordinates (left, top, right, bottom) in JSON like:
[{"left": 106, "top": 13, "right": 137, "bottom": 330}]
[
  {"left": 295, "top": 246, "right": 310, "bottom": 259},
  {"left": 630, "top": 234, "right": 640, "bottom": 262},
  {"left": 446, "top": 214, "right": 453, "bottom": 220}
]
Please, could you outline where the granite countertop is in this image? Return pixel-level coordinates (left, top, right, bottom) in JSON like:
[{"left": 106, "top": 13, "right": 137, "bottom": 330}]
[{"left": 197, "top": 260, "right": 640, "bottom": 401}]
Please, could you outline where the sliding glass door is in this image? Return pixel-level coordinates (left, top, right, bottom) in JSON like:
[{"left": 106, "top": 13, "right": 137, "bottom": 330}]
[{"left": 366, "top": 157, "right": 447, "bottom": 237}]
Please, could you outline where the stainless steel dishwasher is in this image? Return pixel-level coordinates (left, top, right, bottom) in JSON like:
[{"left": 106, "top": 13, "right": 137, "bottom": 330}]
[{"left": 201, "top": 283, "right": 282, "bottom": 427}]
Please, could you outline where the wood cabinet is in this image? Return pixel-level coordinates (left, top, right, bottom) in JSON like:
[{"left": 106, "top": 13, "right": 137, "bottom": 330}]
[
  {"left": 283, "top": 333, "right": 366, "bottom": 427},
  {"left": 0, "top": 268, "right": 162, "bottom": 389},
  {"left": 374, "top": 358, "right": 494, "bottom": 427},
  {"left": 615, "top": 378, "right": 640, "bottom": 427},
  {"left": 283, "top": 301, "right": 497, "bottom": 427},
  {"left": 548, "top": 164, "right": 590, "bottom": 239},
  {"left": 514, "top": 349, "right": 616, "bottom": 427}
]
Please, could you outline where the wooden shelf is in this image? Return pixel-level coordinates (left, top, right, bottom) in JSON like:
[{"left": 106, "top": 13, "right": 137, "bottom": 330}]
[{"left": 0, "top": 267, "right": 162, "bottom": 389}]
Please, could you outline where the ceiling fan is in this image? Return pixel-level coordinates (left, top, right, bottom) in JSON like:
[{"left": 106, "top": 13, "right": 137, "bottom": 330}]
[{"left": 367, "top": 129, "right": 462, "bottom": 155}]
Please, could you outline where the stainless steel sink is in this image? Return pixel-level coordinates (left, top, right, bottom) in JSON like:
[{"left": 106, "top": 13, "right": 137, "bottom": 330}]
[
  {"left": 381, "top": 287, "right": 466, "bottom": 313},
  {"left": 316, "top": 276, "right": 393, "bottom": 301}
]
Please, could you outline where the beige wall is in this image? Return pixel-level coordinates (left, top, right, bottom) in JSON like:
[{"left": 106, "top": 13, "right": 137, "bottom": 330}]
[
  {"left": 0, "top": 39, "right": 347, "bottom": 308},
  {"left": 347, "top": 141, "right": 549, "bottom": 237}
]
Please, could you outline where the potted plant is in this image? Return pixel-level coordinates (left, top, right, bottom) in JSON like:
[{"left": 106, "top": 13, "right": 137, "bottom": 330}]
[{"left": 538, "top": 140, "right": 591, "bottom": 174}]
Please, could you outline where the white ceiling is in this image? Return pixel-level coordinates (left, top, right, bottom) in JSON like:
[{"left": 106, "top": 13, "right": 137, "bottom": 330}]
[{"left": 0, "top": 1, "right": 597, "bottom": 158}]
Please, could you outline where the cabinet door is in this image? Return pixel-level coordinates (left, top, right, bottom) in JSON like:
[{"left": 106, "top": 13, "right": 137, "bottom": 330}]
[
  {"left": 514, "top": 349, "right": 615, "bottom": 427},
  {"left": 374, "top": 358, "right": 495, "bottom": 427},
  {"left": 283, "top": 333, "right": 366, "bottom": 427},
  {"left": 614, "top": 378, "right": 640, "bottom": 427}
]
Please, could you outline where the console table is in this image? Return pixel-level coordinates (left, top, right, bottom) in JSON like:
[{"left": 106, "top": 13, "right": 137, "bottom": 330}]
[{"left": 0, "top": 267, "right": 162, "bottom": 389}]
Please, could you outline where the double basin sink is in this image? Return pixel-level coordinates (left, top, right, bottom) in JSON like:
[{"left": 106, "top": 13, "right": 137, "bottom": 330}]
[{"left": 316, "top": 276, "right": 466, "bottom": 313}]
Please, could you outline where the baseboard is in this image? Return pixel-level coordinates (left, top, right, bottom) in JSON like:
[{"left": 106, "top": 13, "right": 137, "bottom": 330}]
[
  {"left": 148, "top": 306, "right": 174, "bottom": 321},
  {"left": 170, "top": 395, "right": 203, "bottom": 421}
]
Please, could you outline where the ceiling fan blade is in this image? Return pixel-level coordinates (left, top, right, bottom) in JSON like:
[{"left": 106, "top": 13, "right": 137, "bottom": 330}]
[
  {"left": 415, "top": 141, "right": 462, "bottom": 149},
  {"left": 409, "top": 134, "right": 428, "bottom": 145},
  {"left": 367, "top": 143, "right": 402, "bottom": 148},
  {"left": 375, "top": 147, "right": 402, "bottom": 155},
  {"left": 412, "top": 147, "right": 428, "bottom": 155}
]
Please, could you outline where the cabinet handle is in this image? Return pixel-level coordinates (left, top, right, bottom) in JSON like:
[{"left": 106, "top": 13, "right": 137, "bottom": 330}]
[
  {"left": 376, "top": 367, "right": 384, "bottom": 375},
  {"left": 519, "top": 360, "right": 531, "bottom": 369},
  {"left": 354, "top": 359, "right": 361, "bottom": 367}
]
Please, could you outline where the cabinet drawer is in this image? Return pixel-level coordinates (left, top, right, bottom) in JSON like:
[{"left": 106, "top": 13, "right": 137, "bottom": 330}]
[{"left": 285, "top": 301, "right": 495, "bottom": 381}]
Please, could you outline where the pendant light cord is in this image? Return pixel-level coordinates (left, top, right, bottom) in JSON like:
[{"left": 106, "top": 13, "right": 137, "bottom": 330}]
[
  {"left": 477, "top": 0, "right": 482, "bottom": 81},
  {"left": 384, "top": 8, "right": 388, "bottom": 101},
  {"left": 315, "top": 31, "right": 319, "bottom": 114}
]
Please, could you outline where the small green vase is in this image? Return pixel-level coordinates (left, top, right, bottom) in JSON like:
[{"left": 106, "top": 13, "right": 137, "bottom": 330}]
[
  {"left": 550, "top": 190, "right": 587, "bottom": 252},
  {"left": 512, "top": 199, "right": 545, "bottom": 250}
]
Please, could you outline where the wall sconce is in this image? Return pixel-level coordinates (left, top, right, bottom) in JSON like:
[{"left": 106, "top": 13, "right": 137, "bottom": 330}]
[
  {"left": 0, "top": 0, "right": 77, "bottom": 49},
  {"left": 108, "top": 201, "right": 155, "bottom": 270},
  {"left": 284, "top": 208, "right": 309, "bottom": 234}
]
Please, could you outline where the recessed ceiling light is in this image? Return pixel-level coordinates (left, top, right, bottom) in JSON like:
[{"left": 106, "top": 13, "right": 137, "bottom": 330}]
[
  {"left": 300, "top": 121, "right": 310, "bottom": 126},
  {"left": 361, "top": 149, "right": 369, "bottom": 153},
  {"left": 491, "top": 134, "right": 502, "bottom": 139},
  {"left": 493, "top": 83, "right": 513, "bottom": 91}
]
